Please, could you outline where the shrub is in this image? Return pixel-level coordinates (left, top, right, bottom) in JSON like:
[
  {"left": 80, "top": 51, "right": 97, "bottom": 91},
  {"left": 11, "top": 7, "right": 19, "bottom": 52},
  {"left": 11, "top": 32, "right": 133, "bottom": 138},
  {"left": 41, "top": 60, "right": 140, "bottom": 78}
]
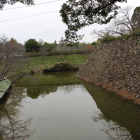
[
  {"left": 43, "top": 63, "right": 79, "bottom": 72},
  {"left": 25, "top": 39, "right": 40, "bottom": 52},
  {"left": 100, "top": 35, "right": 117, "bottom": 43},
  {"left": 132, "top": 27, "right": 140, "bottom": 36},
  {"left": 91, "top": 42, "right": 96, "bottom": 45}
]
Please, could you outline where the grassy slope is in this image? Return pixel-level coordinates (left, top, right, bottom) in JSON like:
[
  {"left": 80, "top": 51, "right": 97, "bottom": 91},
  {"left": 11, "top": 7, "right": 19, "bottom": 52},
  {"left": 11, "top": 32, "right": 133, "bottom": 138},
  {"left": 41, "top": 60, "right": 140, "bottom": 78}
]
[{"left": 23, "top": 54, "right": 89, "bottom": 73}]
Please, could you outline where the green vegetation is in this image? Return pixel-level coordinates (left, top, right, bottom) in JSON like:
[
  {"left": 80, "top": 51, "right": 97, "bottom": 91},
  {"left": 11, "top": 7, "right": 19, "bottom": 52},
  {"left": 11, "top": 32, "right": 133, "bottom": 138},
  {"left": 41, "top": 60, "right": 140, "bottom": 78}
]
[
  {"left": 25, "top": 39, "right": 40, "bottom": 52},
  {"left": 0, "top": 36, "right": 90, "bottom": 83},
  {"left": 15, "top": 71, "right": 80, "bottom": 99},
  {"left": 93, "top": 6, "right": 140, "bottom": 43},
  {"left": 43, "top": 63, "right": 79, "bottom": 73},
  {"left": 23, "top": 54, "right": 89, "bottom": 73},
  {"left": 98, "top": 31, "right": 140, "bottom": 43},
  {"left": 25, "top": 50, "right": 90, "bottom": 57},
  {"left": 60, "top": 0, "right": 126, "bottom": 43},
  {"left": 91, "top": 42, "right": 97, "bottom": 45}
]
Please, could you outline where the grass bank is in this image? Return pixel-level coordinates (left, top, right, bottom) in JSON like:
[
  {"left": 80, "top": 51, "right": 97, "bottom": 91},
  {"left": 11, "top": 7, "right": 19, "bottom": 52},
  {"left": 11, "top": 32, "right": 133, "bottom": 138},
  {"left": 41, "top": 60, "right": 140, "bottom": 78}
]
[{"left": 23, "top": 54, "right": 89, "bottom": 73}]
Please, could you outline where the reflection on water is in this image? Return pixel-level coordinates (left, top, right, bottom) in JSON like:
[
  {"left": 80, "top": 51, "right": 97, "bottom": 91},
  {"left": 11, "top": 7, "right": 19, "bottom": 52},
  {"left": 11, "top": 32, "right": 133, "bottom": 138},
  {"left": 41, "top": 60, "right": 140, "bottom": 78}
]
[
  {"left": 0, "top": 72, "right": 140, "bottom": 140},
  {"left": 82, "top": 81, "right": 140, "bottom": 140},
  {"left": 15, "top": 71, "right": 81, "bottom": 99},
  {"left": 0, "top": 88, "right": 33, "bottom": 140}
]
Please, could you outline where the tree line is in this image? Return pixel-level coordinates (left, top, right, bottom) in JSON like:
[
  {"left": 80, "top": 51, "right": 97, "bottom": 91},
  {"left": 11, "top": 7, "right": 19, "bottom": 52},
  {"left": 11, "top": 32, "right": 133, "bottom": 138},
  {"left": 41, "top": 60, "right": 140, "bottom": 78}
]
[{"left": 24, "top": 39, "right": 57, "bottom": 52}]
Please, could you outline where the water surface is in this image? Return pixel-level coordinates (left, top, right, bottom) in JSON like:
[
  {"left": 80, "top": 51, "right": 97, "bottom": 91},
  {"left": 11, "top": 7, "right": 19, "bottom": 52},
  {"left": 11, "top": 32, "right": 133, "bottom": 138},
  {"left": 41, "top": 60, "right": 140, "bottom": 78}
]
[{"left": 0, "top": 72, "right": 140, "bottom": 140}]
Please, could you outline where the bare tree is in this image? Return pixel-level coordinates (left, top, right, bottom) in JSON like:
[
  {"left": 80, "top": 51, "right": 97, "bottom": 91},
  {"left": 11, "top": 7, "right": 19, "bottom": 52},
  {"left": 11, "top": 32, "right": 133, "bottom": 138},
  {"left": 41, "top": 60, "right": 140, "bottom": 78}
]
[
  {"left": 92, "top": 29, "right": 110, "bottom": 39},
  {"left": 0, "top": 36, "right": 25, "bottom": 82},
  {"left": 92, "top": 6, "right": 135, "bottom": 39},
  {"left": 92, "top": 111, "right": 134, "bottom": 140},
  {"left": 111, "top": 6, "right": 135, "bottom": 34},
  {"left": 0, "top": 87, "right": 34, "bottom": 140}
]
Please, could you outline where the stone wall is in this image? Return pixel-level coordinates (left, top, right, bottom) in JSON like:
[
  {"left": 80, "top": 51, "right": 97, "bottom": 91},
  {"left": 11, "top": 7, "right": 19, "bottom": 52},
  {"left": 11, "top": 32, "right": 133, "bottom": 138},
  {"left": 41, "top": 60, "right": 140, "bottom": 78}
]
[{"left": 77, "top": 37, "right": 140, "bottom": 104}]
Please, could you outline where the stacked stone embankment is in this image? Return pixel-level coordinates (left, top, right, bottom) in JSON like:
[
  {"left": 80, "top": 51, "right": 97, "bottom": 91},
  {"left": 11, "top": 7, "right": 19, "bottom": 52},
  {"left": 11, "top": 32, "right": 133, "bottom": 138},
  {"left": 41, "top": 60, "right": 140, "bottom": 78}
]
[{"left": 77, "top": 37, "right": 140, "bottom": 105}]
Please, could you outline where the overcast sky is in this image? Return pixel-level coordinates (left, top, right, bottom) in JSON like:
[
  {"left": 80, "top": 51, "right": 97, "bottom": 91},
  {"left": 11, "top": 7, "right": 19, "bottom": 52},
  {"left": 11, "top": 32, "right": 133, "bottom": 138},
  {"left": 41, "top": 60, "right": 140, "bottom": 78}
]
[{"left": 0, "top": 0, "right": 140, "bottom": 44}]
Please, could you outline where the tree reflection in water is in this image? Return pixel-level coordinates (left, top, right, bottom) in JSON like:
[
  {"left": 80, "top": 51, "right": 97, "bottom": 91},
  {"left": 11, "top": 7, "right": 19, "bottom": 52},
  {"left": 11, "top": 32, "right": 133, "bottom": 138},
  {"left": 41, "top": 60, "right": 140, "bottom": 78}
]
[
  {"left": 58, "top": 85, "right": 83, "bottom": 94},
  {"left": 82, "top": 81, "right": 140, "bottom": 140},
  {"left": 0, "top": 87, "right": 34, "bottom": 140},
  {"left": 15, "top": 72, "right": 81, "bottom": 99},
  {"left": 92, "top": 111, "right": 133, "bottom": 140}
]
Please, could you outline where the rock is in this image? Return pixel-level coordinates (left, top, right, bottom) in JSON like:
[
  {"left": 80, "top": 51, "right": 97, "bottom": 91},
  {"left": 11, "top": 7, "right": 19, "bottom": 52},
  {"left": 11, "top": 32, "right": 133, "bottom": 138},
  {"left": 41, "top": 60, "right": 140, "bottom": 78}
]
[{"left": 136, "top": 95, "right": 140, "bottom": 98}]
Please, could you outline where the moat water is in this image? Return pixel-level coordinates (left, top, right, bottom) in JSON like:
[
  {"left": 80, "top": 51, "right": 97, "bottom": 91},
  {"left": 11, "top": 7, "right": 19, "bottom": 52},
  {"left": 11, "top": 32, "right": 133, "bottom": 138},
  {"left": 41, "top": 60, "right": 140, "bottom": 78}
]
[{"left": 0, "top": 72, "right": 140, "bottom": 140}]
